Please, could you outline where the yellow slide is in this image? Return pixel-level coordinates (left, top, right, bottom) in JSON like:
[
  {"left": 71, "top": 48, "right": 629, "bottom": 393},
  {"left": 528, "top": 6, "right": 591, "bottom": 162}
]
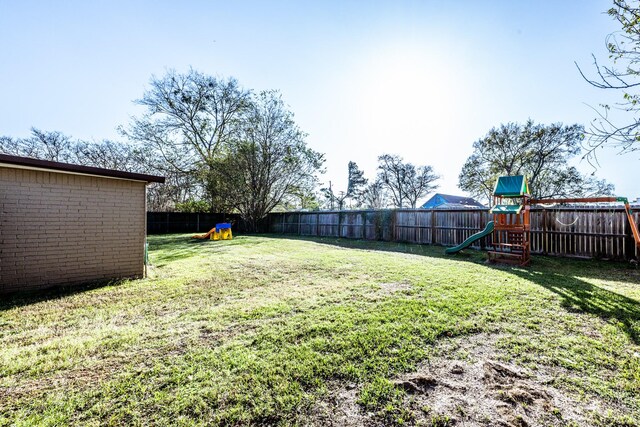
[
  {"left": 192, "top": 227, "right": 216, "bottom": 239},
  {"left": 192, "top": 223, "right": 233, "bottom": 240}
]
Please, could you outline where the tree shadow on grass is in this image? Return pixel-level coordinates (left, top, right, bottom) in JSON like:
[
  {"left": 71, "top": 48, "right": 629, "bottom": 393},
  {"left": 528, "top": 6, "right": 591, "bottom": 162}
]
[
  {"left": 258, "top": 233, "right": 458, "bottom": 259},
  {"left": 150, "top": 234, "right": 232, "bottom": 265},
  {"left": 508, "top": 266, "right": 640, "bottom": 345},
  {"left": 149, "top": 234, "right": 266, "bottom": 266},
  {"left": 150, "top": 234, "right": 214, "bottom": 265},
  {"left": 261, "top": 234, "right": 638, "bottom": 282},
  {"left": 260, "top": 234, "right": 640, "bottom": 344}
]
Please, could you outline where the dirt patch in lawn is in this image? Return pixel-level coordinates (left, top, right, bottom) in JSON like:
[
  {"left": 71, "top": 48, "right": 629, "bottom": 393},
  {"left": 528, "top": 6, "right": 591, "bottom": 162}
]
[{"left": 305, "top": 333, "right": 611, "bottom": 426}]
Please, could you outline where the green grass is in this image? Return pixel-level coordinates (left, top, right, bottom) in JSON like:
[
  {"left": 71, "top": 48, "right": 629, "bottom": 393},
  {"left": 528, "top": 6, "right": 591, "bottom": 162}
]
[{"left": 1, "top": 234, "right": 639, "bottom": 425}]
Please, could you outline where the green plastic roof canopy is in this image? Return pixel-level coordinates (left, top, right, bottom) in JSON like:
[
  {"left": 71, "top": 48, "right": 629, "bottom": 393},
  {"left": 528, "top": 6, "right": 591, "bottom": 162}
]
[{"left": 493, "top": 175, "right": 530, "bottom": 197}]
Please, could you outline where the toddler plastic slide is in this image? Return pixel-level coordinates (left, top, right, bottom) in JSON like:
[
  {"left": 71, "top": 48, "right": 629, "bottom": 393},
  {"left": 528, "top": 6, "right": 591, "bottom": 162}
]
[{"left": 444, "top": 221, "right": 494, "bottom": 254}]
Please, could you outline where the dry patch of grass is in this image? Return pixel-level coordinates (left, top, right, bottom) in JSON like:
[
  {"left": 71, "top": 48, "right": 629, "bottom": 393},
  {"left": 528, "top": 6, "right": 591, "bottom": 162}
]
[{"left": 1, "top": 234, "right": 639, "bottom": 426}]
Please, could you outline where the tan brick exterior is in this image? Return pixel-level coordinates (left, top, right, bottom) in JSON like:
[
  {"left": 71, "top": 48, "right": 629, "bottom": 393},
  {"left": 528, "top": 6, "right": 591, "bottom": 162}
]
[{"left": 0, "top": 166, "right": 146, "bottom": 294}]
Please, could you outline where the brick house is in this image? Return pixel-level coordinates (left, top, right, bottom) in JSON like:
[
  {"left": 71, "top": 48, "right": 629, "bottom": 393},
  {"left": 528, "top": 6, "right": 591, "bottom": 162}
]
[{"left": 0, "top": 154, "right": 164, "bottom": 294}]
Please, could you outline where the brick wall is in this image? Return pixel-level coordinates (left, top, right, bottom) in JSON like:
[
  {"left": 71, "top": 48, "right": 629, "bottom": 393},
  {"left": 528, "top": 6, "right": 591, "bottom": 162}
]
[{"left": 0, "top": 166, "right": 146, "bottom": 294}]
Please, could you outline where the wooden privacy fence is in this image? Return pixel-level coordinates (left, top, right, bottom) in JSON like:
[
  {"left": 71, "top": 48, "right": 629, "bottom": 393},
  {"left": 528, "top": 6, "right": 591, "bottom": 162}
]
[
  {"left": 267, "top": 207, "right": 640, "bottom": 261},
  {"left": 147, "top": 212, "right": 245, "bottom": 234}
]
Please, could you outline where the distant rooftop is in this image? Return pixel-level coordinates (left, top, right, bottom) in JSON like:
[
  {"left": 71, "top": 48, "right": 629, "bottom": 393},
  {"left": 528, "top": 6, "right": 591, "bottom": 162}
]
[{"left": 421, "top": 193, "right": 486, "bottom": 210}]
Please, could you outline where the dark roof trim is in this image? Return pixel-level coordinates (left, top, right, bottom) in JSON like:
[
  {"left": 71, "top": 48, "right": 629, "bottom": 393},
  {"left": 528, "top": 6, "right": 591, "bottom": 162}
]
[
  {"left": 436, "top": 194, "right": 485, "bottom": 206},
  {"left": 432, "top": 203, "right": 486, "bottom": 209},
  {"left": 0, "top": 154, "right": 165, "bottom": 183}
]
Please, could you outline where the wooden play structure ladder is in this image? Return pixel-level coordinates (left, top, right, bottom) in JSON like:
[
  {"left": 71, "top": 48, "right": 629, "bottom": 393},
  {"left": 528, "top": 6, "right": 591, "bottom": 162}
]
[{"left": 488, "top": 176, "right": 531, "bottom": 266}]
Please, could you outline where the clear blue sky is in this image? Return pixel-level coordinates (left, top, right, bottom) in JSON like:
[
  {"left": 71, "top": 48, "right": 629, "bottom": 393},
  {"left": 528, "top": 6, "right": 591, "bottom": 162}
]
[{"left": 1, "top": 0, "right": 637, "bottom": 201}]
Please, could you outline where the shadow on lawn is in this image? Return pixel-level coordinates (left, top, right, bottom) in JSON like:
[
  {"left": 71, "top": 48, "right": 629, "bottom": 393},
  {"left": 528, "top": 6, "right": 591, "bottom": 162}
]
[
  {"left": 259, "top": 233, "right": 457, "bottom": 259},
  {"left": 0, "top": 235, "right": 203, "bottom": 311},
  {"left": 0, "top": 278, "right": 126, "bottom": 312},
  {"left": 510, "top": 267, "right": 640, "bottom": 345},
  {"left": 149, "top": 234, "right": 264, "bottom": 265},
  {"left": 264, "top": 234, "right": 640, "bottom": 344},
  {"left": 149, "top": 233, "right": 214, "bottom": 265}
]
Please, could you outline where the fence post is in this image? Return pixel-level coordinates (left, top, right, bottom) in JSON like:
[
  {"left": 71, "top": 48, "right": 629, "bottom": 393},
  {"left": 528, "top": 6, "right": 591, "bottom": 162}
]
[
  {"left": 298, "top": 212, "right": 302, "bottom": 235},
  {"left": 362, "top": 211, "right": 366, "bottom": 239},
  {"left": 542, "top": 209, "right": 548, "bottom": 255},
  {"left": 316, "top": 212, "right": 320, "bottom": 236},
  {"left": 431, "top": 210, "right": 436, "bottom": 245},
  {"left": 391, "top": 210, "right": 397, "bottom": 242}
]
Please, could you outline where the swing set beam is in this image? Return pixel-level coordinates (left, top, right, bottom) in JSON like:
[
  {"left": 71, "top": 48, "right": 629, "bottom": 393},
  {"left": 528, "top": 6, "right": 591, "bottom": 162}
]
[
  {"left": 530, "top": 197, "right": 624, "bottom": 204},
  {"left": 530, "top": 197, "right": 640, "bottom": 249}
]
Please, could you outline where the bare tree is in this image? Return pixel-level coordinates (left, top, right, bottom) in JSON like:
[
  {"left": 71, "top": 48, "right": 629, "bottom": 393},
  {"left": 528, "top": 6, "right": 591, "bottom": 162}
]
[
  {"left": 578, "top": 0, "right": 640, "bottom": 157},
  {"left": 123, "top": 69, "right": 252, "bottom": 211},
  {"left": 404, "top": 165, "right": 439, "bottom": 208},
  {"left": 377, "top": 154, "right": 409, "bottom": 208},
  {"left": 0, "top": 128, "right": 76, "bottom": 162},
  {"left": 74, "top": 139, "right": 142, "bottom": 171},
  {"left": 377, "top": 154, "right": 439, "bottom": 208},
  {"left": 218, "top": 90, "right": 324, "bottom": 230},
  {"left": 360, "top": 180, "right": 389, "bottom": 209}
]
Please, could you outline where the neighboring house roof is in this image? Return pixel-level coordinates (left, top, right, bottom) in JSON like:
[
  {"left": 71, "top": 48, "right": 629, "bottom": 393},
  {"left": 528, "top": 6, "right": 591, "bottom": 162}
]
[
  {"left": 420, "top": 193, "right": 486, "bottom": 209},
  {"left": 0, "top": 154, "right": 165, "bottom": 183}
]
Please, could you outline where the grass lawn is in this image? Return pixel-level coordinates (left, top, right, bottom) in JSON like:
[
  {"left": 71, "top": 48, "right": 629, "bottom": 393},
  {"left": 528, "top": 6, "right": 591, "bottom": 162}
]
[{"left": 1, "top": 234, "right": 640, "bottom": 426}]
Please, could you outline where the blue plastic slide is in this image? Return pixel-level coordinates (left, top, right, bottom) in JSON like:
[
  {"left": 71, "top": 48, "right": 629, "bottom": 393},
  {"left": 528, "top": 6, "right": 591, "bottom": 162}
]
[{"left": 444, "top": 221, "right": 494, "bottom": 254}]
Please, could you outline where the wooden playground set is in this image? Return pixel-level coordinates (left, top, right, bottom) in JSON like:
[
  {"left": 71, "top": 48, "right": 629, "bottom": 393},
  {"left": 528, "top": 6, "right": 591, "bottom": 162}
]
[{"left": 446, "top": 175, "right": 640, "bottom": 265}]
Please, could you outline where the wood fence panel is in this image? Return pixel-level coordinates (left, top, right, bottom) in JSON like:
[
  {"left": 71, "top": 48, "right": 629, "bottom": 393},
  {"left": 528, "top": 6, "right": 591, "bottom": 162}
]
[
  {"left": 299, "top": 212, "right": 316, "bottom": 236},
  {"left": 340, "top": 211, "right": 363, "bottom": 239},
  {"left": 416, "top": 211, "right": 432, "bottom": 244},
  {"left": 363, "top": 211, "right": 377, "bottom": 240},
  {"left": 266, "top": 207, "right": 639, "bottom": 261},
  {"left": 430, "top": 209, "right": 486, "bottom": 248},
  {"left": 395, "top": 211, "right": 417, "bottom": 243},
  {"left": 529, "top": 207, "right": 628, "bottom": 259},
  {"left": 317, "top": 212, "right": 339, "bottom": 237}
]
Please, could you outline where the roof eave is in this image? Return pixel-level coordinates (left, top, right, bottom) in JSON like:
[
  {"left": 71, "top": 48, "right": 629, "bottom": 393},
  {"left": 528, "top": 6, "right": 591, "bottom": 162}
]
[{"left": 0, "top": 154, "right": 165, "bottom": 183}]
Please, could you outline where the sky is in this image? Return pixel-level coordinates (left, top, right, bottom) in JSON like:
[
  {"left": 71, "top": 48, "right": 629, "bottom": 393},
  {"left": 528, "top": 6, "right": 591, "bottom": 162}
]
[{"left": 1, "top": 0, "right": 638, "bottom": 203}]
